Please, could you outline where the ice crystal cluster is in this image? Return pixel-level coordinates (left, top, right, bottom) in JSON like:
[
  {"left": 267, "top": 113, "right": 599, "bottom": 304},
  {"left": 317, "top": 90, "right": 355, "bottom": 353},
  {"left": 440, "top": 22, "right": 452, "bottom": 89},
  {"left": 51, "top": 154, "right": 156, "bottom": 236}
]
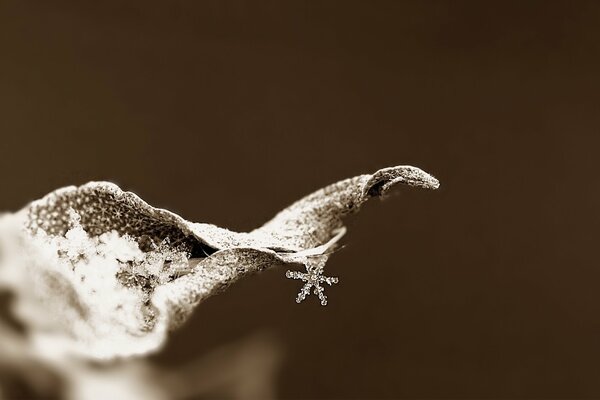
[{"left": 0, "top": 165, "right": 439, "bottom": 360}]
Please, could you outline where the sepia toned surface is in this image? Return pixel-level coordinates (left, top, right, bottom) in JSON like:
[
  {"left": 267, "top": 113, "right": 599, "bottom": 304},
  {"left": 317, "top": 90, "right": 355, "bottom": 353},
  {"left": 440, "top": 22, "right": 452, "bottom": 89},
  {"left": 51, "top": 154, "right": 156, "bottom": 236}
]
[{"left": 1, "top": 1, "right": 599, "bottom": 398}]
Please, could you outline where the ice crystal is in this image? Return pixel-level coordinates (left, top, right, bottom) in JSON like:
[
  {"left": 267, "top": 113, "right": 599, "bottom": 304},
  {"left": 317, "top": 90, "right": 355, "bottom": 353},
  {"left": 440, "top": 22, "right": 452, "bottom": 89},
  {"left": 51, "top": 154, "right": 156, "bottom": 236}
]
[{"left": 285, "top": 256, "right": 339, "bottom": 306}]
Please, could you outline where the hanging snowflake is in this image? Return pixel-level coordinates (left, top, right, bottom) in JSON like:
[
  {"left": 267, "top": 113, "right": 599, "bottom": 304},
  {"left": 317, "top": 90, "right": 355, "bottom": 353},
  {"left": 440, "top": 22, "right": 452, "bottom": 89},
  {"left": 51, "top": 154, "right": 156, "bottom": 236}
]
[{"left": 286, "top": 256, "right": 339, "bottom": 306}]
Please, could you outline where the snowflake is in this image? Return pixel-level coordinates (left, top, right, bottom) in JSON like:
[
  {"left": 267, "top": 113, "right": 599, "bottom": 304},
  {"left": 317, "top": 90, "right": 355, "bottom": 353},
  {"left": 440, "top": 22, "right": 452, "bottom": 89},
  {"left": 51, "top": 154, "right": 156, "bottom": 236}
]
[{"left": 285, "top": 256, "right": 339, "bottom": 306}]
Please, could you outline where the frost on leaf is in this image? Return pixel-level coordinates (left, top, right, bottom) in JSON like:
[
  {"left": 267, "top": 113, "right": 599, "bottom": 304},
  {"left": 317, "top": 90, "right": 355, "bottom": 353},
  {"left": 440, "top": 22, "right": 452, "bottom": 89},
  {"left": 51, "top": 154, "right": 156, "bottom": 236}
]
[{"left": 0, "top": 165, "right": 438, "bottom": 360}]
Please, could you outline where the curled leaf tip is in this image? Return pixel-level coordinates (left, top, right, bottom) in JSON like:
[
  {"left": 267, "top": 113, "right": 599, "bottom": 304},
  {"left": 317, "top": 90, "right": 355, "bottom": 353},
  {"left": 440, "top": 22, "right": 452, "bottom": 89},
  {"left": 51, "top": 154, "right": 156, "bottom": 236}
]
[{"left": 364, "top": 165, "right": 440, "bottom": 197}]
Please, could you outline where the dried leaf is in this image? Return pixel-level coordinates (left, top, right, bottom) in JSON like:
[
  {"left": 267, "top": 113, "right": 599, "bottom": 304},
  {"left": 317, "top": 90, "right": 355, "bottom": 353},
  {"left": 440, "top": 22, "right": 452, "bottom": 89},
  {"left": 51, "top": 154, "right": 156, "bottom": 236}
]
[{"left": 0, "top": 165, "right": 438, "bottom": 359}]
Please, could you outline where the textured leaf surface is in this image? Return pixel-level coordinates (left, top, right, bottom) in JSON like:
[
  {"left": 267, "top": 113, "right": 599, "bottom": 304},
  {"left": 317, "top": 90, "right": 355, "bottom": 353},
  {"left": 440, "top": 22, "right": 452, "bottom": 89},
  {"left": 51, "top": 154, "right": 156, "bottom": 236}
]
[{"left": 0, "top": 165, "right": 438, "bottom": 359}]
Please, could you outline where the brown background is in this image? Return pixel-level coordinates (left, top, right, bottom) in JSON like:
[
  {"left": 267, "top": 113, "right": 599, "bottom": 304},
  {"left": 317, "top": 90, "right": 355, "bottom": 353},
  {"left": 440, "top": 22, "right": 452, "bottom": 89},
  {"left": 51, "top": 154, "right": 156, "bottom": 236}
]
[{"left": 1, "top": 1, "right": 600, "bottom": 398}]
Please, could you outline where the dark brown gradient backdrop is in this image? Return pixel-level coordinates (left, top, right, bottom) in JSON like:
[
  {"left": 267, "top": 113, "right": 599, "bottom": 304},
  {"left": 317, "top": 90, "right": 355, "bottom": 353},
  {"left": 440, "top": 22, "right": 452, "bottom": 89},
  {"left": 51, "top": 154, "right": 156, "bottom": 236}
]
[{"left": 2, "top": 1, "right": 600, "bottom": 398}]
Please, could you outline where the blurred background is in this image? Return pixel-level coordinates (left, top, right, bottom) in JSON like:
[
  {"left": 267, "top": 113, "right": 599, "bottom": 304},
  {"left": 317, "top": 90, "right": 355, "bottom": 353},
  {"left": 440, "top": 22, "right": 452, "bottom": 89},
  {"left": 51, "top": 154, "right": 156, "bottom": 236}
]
[{"left": 1, "top": 1, "right": 599, "bottom": 398}]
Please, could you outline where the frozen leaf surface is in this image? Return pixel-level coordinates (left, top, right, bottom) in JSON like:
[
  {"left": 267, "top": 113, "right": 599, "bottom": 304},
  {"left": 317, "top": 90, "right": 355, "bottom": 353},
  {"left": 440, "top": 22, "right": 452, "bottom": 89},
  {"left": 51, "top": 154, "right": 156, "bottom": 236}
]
[{"left": 0, "top": 165, "right": 438, "bottom": 359}]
